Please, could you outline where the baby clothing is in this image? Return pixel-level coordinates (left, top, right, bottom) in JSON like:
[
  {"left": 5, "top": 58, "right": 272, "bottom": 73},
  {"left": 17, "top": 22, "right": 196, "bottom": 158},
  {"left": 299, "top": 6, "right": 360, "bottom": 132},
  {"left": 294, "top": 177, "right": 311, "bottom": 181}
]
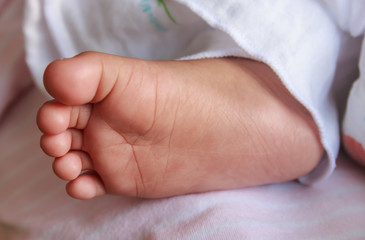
[
  {"left": 323, "top": 0, "right": 365, "bottom": 164},
  {"left": 23, "top": 0, "right": 363, "bottom": 184},
  {"left": 24, "top": 0, "right": 248, "bottom": 88}
]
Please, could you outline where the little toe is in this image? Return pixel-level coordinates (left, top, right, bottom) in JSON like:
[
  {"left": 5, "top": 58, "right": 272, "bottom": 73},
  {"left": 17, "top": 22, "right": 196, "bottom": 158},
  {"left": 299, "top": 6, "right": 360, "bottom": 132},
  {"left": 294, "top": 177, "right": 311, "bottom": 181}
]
[
  {"left": 66, "top": 173, "right": 106, "bottom": 200},
  {"left": 40, "top": 129, "right": 84, "bottom": 157},
  {"left": 53, "top": 151, "right": 93, "bottom": 181},
  {"left": 37, "top": 101, "right": 92, "bottom": 135}
]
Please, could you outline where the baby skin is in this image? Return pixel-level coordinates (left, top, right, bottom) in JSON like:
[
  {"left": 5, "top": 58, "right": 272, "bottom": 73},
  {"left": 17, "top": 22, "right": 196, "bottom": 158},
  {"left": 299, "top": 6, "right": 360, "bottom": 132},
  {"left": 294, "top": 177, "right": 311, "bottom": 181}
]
[{"left": 37, "top": 52, "right": 323, "bottom": 200}]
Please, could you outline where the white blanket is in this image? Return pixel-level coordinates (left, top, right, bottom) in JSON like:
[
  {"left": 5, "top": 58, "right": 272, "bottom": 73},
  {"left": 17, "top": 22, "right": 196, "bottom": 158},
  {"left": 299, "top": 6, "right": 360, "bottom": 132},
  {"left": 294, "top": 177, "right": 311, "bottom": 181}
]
[{"left": 1, "top": 87, "right": 365, "bottom": 239}]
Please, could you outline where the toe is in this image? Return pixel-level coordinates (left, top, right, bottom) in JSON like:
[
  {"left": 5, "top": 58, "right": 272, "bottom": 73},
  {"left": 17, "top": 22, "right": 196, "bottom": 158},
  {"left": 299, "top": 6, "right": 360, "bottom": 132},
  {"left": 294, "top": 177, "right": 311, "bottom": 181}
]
[
  {"left": 43, "top": 54, "right": 100, "bottom": 105},
  {"left": 40, "top": 129, "right": 84, "bottom": 157},
  {"left": 53, "top": 151, "right": 93, "bottom": 181},
  {"left": 37, "top": 101, "right": 71, "bottom": 135},
  {"left": 43, "top": 52, "right": 120, "bottom": 105},
  {"left": 66, "top": 173, "right": 106, "bottom": 200},
  {"left": 37, "top": 101, "right": 92, "bottom": 135}
]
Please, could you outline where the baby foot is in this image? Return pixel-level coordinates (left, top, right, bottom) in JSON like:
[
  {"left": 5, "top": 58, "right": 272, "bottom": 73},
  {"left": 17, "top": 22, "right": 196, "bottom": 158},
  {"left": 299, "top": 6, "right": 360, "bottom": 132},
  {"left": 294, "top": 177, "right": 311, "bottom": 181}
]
[{"left": 37, "top": 52, "right": 322, "bottom": 199}]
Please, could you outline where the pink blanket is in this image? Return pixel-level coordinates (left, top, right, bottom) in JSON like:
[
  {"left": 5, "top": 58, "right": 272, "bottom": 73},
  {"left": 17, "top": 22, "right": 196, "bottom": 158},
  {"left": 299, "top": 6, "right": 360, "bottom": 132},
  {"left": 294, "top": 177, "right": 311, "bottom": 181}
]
[{"left": 1, "top": 87, "right": 365, "bottom": 239}]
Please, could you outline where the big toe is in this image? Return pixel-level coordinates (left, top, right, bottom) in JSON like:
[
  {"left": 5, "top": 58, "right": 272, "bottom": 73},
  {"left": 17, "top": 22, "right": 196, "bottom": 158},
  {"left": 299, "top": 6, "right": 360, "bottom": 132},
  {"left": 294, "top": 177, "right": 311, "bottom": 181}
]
[{"left": 43, "top": 52, "right": 118, "bottom": 105}]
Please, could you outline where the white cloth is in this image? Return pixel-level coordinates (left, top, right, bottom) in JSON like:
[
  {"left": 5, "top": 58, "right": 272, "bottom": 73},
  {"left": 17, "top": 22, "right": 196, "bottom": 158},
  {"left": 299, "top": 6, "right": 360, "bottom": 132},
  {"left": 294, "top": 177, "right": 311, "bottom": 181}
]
[
  {"left": 322, "top": 0, "right": 365, "bottom": 163},
  {"left": 321, "top": 0, "right": 365, "bottom": 37},
  {"left": 23, "top": 0, "right": 248, "bottom": 87},
  {"left": 23, "top": 0, "right": 363, "bottom": 183},
  {"left": 1, "top": 87, "right": 365, "bottom": 239}
]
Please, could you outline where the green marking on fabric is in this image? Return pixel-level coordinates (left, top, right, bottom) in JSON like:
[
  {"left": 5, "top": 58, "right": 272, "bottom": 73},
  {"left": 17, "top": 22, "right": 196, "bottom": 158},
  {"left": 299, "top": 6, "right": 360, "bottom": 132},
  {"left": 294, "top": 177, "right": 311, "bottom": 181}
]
[{"left": 157, "top": 0, "right": 177, "bottom": 24}]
